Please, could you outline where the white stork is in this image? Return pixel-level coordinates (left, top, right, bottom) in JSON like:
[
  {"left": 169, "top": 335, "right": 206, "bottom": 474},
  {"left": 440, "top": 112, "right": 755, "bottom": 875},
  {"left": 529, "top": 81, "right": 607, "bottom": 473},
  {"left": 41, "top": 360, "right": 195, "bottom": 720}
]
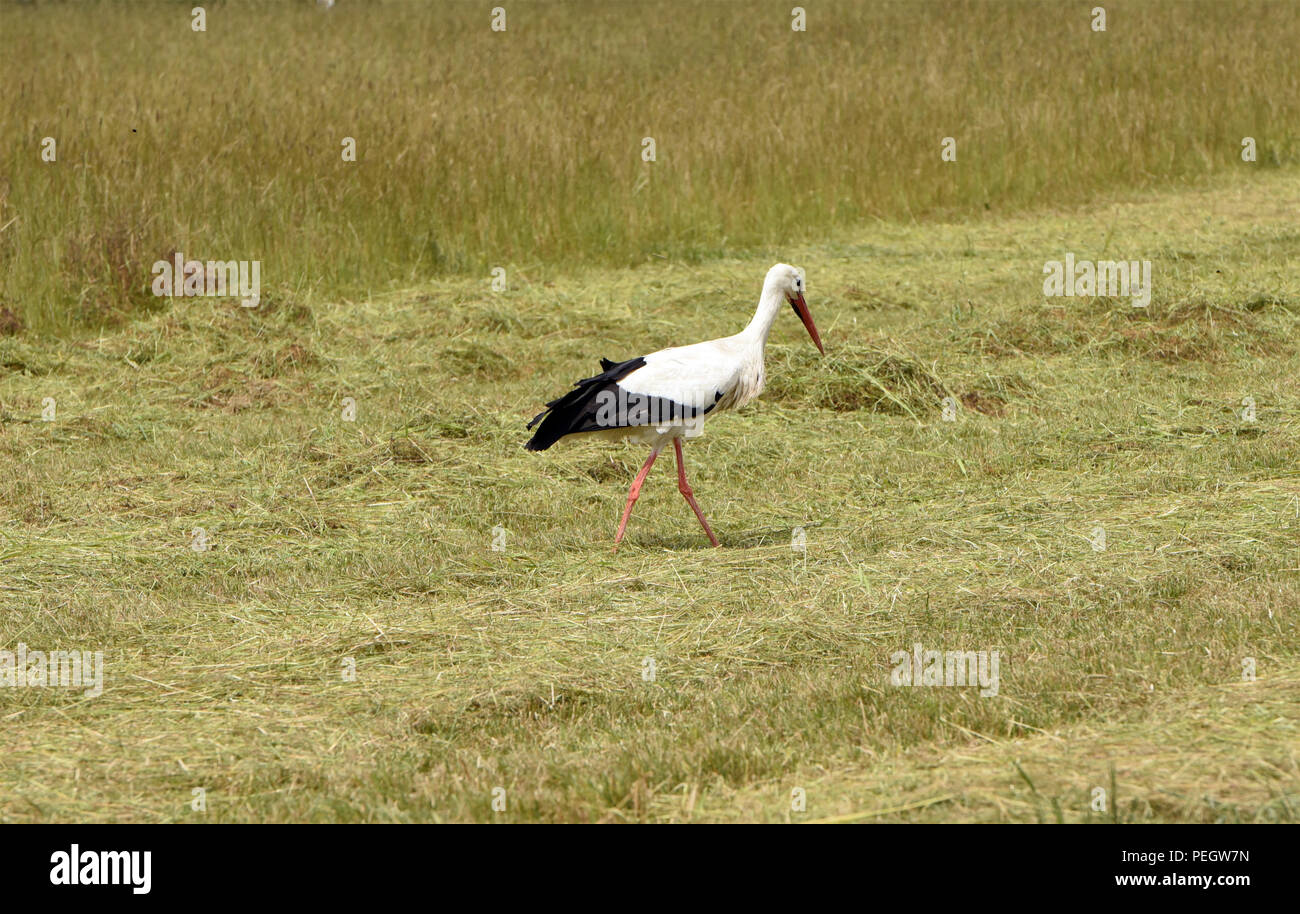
[{"left": 526, "top": 263, "right": 824, "bottom": 548}]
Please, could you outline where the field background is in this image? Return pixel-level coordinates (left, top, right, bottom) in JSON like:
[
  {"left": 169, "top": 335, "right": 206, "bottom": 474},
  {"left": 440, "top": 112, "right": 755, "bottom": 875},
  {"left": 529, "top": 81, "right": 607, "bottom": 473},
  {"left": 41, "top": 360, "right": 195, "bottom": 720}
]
[
  {"left": 1, "top": 0, "right": 1299, "bottom": 822},
  {"left": 2, "top": 0, "right": 1298, "bottom": 331}
]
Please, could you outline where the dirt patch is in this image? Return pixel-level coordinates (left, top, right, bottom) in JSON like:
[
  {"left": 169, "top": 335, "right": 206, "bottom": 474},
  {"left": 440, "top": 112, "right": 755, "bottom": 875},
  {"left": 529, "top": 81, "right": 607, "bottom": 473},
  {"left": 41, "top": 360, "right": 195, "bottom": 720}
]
[
  {"left": 0, "top": 305, "right": 22, "bottom": 336},
  {"left": 960, "top": 390, "right": 1007, "bottom": 417}
]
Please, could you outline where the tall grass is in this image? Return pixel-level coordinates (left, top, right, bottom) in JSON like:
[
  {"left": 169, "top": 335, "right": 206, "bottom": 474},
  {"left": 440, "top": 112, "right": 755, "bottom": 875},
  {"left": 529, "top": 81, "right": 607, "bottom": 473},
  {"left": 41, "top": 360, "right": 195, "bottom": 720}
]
[{"left": 2, "top": 0, "right": 1298, "bottom": 330}]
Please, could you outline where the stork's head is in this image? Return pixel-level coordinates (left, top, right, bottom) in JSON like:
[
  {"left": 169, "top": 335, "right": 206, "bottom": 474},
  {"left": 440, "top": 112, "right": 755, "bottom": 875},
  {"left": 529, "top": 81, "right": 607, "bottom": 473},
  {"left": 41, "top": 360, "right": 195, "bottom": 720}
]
[{"left": 768, "top": 263, "right": 824, "bottom": 354}]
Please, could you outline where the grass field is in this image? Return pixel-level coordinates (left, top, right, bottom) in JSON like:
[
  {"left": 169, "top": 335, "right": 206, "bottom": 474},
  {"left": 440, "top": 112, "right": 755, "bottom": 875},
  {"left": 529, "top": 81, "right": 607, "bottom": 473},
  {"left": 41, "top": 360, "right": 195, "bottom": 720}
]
[
  {"left": 2, "top": 163, "right": 1298, "bottom": 822},
  {"left": 3, "top": 0, "right": 1300, "bottom": 824},
  {"left": 2, "top": 0, "right": 1299, "bottom": 330}
]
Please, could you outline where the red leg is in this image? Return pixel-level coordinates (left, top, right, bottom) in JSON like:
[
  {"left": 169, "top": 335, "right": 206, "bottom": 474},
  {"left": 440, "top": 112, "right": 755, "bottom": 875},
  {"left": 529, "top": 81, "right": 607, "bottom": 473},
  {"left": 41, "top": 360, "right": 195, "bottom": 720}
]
[
  {"left": 674, "top": 438, "right": 720, "bottom": 547},
  {"left": 613, "top": 446, "right": 661, "bottom": 549}
]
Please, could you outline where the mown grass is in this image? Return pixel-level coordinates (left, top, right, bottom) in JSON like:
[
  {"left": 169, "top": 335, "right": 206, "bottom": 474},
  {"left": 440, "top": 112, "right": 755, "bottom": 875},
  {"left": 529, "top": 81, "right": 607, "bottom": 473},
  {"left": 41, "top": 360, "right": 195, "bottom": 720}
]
[
  {"left": 1, "top": 168, "right": 1298, "bottom": 822},
  {"left": 2, "top": 0, "right": 1299, "bottom": 331}
]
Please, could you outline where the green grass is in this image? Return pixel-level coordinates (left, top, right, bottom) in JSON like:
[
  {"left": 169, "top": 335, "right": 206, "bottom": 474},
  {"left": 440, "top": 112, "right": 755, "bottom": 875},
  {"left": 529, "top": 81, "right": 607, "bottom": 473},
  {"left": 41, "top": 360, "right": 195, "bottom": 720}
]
[
  {"left": 2, "top": 168, "right": 1298, "bottom": 822},
  {"left": 3, "top": 0, "right": 1299, "bottom": 330}
]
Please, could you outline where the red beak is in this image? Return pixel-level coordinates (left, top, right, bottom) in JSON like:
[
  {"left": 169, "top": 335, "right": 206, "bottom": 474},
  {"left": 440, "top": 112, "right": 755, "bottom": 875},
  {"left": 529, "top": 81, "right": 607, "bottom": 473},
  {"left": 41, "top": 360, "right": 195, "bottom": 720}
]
[{"left": 788, "top": 292, "right": 824, "bottom": 354}]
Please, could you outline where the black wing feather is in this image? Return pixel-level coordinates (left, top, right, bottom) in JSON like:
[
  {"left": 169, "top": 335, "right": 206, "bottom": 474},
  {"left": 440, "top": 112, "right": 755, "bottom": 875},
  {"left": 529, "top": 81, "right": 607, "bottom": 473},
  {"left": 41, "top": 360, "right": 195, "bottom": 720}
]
[{"left": 524, "top": 356, "right": 647, "bottom": 451}]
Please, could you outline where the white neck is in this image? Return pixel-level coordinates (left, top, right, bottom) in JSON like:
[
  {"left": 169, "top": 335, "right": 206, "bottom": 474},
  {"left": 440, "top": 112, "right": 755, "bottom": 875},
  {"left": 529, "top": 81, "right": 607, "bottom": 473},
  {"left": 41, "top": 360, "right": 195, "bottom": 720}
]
[{"left": 737, "top": 277, "right": 786, "bottom": 349}]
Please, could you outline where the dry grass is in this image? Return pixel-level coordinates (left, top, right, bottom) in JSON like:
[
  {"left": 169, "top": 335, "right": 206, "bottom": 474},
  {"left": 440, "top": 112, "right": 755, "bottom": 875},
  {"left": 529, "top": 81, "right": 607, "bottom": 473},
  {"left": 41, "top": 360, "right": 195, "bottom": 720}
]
[
  {"left": 693, "top": 661, "right": 1300, "bottom": 823},
  {"left": 1, "top": 168, "right": 1298, "bottom": 822}
]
